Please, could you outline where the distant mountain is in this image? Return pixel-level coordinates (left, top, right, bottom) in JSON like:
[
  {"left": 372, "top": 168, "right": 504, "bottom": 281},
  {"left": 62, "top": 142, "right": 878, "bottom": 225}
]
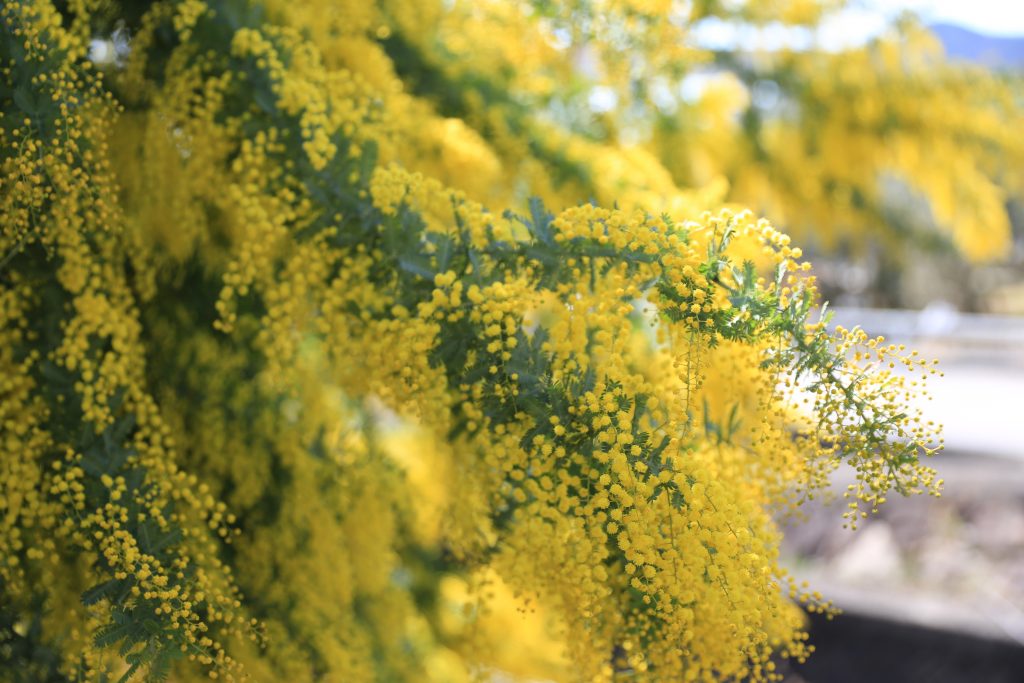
[{"left": 928, "top": 23, "right": 1024, "bottom": 70}]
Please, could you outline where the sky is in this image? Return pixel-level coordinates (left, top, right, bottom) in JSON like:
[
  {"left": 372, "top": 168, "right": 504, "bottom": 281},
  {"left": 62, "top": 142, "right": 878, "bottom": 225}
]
[
  {"left": 891, "top": 0, "right": 1024, "bottom": 36},
  {"left": 692, "top": 0, "right": 1024, "bottom": 53}
]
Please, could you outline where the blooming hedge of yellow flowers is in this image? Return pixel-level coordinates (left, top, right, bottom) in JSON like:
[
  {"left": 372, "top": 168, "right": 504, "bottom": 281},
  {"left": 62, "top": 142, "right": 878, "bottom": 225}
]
[{"left": 0, "top": 1, "right": 977, "bottom": 681}]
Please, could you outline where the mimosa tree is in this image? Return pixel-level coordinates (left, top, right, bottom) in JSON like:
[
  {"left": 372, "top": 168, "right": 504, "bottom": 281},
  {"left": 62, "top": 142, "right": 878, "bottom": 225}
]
[{"left": 3, "top": 1, "right": 996, "bottom": 681}]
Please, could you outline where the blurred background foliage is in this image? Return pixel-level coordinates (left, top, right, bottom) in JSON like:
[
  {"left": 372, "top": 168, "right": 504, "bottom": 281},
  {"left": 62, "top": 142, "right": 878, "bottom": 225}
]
[{"left": 379, "top": 0, "right": 1024, "bottom": 308}]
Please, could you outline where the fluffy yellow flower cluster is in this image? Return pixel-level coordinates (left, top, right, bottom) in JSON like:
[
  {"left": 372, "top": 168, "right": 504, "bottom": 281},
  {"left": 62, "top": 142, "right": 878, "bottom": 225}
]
[
  {"left": 0, "top": 1, "right": 957, "bottom": 682},
  {"left": 1, "top": 2, "right": 251, "bottom": 679}
]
